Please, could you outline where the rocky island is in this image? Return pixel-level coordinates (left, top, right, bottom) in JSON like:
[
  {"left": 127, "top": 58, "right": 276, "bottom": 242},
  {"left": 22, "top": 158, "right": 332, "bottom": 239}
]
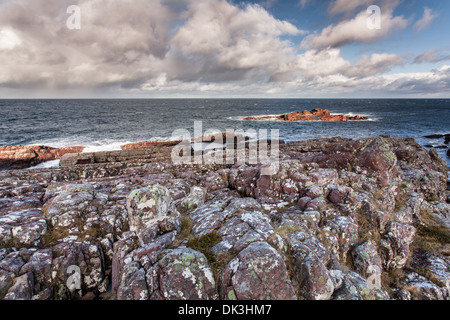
[
  {"left": 0, "top": 136, "right": 449, "bottom": 300},
  {"left": 244, "top": 108, "right": 369, "bottom": 122}
]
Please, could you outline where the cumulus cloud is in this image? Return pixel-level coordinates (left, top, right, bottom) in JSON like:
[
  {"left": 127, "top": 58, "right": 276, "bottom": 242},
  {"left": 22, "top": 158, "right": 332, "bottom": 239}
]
[
  {"left": 294, "top": 48, "right": 350, "bottom": 80},
  {"left": 379, "top": 65, "right": 450, "bottom": 94},
  {"left": 291, "top": 64, "right": 450, "bottom": 97},
  {"left": 300, "top": 2, "right": 409, "bottom": 49},
  {"left": 0, "top": 28, "right": 22, "bottom": 50},
  {"left": 0, "top": 0, "right": 448, "bottom": 97},
  {"left": 0, "top": 0, "right": 174, "bottom": 88},
  {"left": 345, "top": 53, "right": 404, "bottom": 78},
  {"left": 414, "top": 7, "right": 439, "bottom": 31},
  {"left": 170, "top": 0, "right": 303, "bottom": 82},
  {"left": 0, "top": 0, "right": 306, "bottom": 90}
]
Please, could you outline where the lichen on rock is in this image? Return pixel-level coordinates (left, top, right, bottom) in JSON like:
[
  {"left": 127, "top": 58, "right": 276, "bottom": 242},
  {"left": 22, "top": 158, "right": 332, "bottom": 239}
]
[{"left": 0, "top": 135, "right": 449, "bottom": 300}]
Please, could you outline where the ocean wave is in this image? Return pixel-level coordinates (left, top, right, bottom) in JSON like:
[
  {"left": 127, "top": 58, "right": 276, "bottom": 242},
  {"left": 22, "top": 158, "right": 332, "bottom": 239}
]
[
  {"left": 82, "top": 142, "right": 129, "bottom": 153},
  {"left": 27, "top": 160, "right": 60, "bottom": 170},
  {"left": 227, "top": 115, "right": 281, "bottom": 121},
  {"left": 342, "top": 112, "right": 379, "bottom": 121}
]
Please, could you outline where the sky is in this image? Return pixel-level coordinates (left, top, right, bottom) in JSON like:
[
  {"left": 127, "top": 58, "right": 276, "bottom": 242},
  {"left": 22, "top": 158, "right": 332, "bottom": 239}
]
[{"left": 0, "top": 0, "right": 449, "bottom": 98}]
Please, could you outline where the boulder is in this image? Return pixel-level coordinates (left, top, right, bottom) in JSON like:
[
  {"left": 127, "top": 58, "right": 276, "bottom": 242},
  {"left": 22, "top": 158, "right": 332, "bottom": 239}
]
[
  {"left": 146, "top": 248, "right": 216, "bottom": 300},
  {"left": 328, "top": 185, "right": 353, "bottom": 204},
  {"left": 324, "top": 216, "right": 359, "bottom": 262},
  {"left": 0, "top": 251, "right": 25, "bottom": 276},
  {"left": 189, "top": 200, "right": 229, "bottom": 237},
  {"left": 19, "top": 249, "right": 53, "bottom": 295},
  {"left": 0, "top": 269, "right": 15, "bottom": 299},
  {"left": 380, "top": 222, "right": 416, "bottom": 271},
  {"left": 3, "top": 272, "right": 34, "bottom": 300},
  {"left": 51, "top": 241, "right": 106, "bottom": 299},
  {"left": 351, "top": 241, "right": 383, "bottom": 279},
  {"left": 410, "top": 250, "right": 450, "bottom": 289},
  {"left": 178, "top": 186, "right": 207, "bottom": 213},
  {"left": 111, "top": 231, "right": 139, "bottom": 292},
  {"left": 357, "top": 136, "right": 397, "bottom": 186},
  {"left": 116, "top": 262, "right": 149, "bottom": 300},
  {"left": 0, "top": 209, "right": 47, "bottom": 247},
  {"left": 44, "top": 184, "right": 95, "bottom": 232},
  {"left": 211, "top": 210, "right": 275, "bottom": 259},
  {"left": 400, "top": 270, "right": 448, "bottom": 300},
  {"left": 332, "top": 273, "right": 362, "bottom": 300},
  {"left": 126, "top": 185, "right": 181, "bottom": 245},
  {"left": 220, "top": 242, "right": 296, "bottom": 300},
  {"left": 287, "top": 232, "right": 335, "bottom": 300}
]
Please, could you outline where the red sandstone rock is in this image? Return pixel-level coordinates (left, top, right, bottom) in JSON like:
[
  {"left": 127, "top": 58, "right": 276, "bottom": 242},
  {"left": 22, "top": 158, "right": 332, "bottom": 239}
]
[
  {"left": 0, "top": 145, "right": 84, "bottom": 169},
  {"left": 121, "top": 141, "right": 182, "bottom": 150},
  {"left": 244, "top": 108, "right": 368, "bottom": 122}
]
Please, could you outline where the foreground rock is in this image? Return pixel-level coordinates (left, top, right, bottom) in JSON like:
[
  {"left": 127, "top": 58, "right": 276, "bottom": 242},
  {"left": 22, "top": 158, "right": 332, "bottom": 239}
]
[
  {"left": 244, "top": 108, "right": 368, "bottom": 122},
  {"left": 220, "top": 242, "right": 296, "bottom": 300},
  {"left": 0, "top": 145, "right": 84, "bottom": 170},
  {"left": 0, "top": 135, "right": 449, "bottom": 300}
]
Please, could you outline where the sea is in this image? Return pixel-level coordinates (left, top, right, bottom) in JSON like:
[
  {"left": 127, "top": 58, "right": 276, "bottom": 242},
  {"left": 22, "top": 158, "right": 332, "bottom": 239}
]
[{"left": 0, "top": 99, "right": 449, "bottom": 168}]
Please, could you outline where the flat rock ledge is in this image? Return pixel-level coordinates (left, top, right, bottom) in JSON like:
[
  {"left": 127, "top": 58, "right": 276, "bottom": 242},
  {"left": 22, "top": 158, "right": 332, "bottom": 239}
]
[{"left": 0, "top": 135, "right": 449, "bottom": 300}]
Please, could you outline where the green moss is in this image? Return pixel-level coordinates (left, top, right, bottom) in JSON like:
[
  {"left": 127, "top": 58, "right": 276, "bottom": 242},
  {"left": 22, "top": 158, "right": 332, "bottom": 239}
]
[
  {"left": 275, "top": 225, "right": 305, "bottom": 239},
  {"left": 186, "top": 231, "right": 238, "bottom": 284},
  {"left": 382, "top": 151, "right": 397, "bottom": 165},
  {"left": 227, "top": 289, "right": 236, "bottom": 300},
  {"left": 175, "top": 264, "right": 184, "bottom": 272},
  {"left": 360, "top": 251, "right": 370, "bottom": 261},
  {"left": 41, "top": 227, "right": 70, "bottom": 247},
  {"left": 186, "top": 231, "right": 222, "bottom": 265},
  {"left": 171, "top": 216, "right": 194, "bottom": 248},
  {"left": 183, "top": 253, "right": 197, "bottom": 265}
]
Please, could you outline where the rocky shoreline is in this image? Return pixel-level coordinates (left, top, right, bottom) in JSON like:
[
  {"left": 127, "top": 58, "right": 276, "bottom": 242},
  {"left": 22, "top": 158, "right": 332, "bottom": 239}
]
[
  {"left": 0, "top": 145, "right": 85, "bottom": 170},
  {"left": 0, "top": 135, "right": 449, "bottom": 300},
  {"left": 422, "top": 134, "right": 450, "bottom": 165}
]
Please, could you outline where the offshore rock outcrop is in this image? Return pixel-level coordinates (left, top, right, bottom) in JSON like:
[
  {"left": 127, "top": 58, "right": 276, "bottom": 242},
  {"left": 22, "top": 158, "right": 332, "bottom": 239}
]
[
  {"left": 0, "top": 136, "right": 449, "bottom": 300},
  {"left": 244, "top": 108, "right": 368, "bottom": 122}
]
